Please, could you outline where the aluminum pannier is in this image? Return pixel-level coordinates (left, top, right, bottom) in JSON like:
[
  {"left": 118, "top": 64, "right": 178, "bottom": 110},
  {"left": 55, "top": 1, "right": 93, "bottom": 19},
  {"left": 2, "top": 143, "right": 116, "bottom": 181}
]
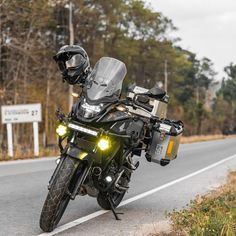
[{"left": 146, "top": 119, "right": 183, "bottom": 166}]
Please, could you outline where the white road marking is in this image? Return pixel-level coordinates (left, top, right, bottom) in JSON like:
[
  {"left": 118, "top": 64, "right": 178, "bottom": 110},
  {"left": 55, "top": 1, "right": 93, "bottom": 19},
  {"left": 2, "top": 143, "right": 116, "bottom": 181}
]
[{"left": 38, "top": 153, "right": 236, "bottom": 236}]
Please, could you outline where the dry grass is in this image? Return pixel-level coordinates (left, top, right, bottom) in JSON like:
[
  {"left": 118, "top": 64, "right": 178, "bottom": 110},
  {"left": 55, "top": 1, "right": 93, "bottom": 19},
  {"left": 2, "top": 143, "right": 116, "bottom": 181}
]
[
  {"left": 150, "top": 171, "right": 236, "bottom": 236},
  {"left": 181, "top": 134, "right": 236, "bottom": 144},
  {"left": 0, "top": 146, "right": 59, "bottom": 161},
  {"left": 149, "top": 233, "right": 184, "bottom": 236}
]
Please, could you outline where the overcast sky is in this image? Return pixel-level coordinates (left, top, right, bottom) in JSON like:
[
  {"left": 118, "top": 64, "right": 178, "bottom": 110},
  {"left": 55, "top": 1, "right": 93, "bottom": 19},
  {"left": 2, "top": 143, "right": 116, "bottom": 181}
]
[{"left": 148, "top": 0, "right": 236, "bottom": 80}]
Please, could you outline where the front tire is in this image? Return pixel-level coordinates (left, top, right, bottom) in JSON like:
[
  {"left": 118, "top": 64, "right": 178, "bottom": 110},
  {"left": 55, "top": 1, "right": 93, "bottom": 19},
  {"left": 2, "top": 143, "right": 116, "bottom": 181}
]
[{"left": 39, "top": 157, "right": 78, "bottom": 232}]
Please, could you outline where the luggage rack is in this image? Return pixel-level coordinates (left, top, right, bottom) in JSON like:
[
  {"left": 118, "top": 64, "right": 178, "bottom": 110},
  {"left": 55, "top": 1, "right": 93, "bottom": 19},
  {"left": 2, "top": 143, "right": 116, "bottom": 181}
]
[{"left": 126, "top": 86, "right": 169, "bottom": 119}]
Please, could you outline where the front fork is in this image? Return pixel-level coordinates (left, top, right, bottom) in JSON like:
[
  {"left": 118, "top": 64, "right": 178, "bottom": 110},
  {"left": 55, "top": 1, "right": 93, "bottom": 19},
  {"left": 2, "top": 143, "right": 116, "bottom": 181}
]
[
  {"left": 48, "top": 155, "right": 66, "bottom": 190},
  {"left": 47, "top": 135, "right": 70, "bottom": 190},
  {"left": 69, "top": 158, "right": 93, "bottom": 200}
]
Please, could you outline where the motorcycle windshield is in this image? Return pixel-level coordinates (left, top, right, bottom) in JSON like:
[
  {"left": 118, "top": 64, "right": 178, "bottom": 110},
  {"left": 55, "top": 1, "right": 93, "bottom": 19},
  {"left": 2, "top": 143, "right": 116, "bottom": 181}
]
[{"left": 86, "top": 57, "right": 127, "bottom": 101}]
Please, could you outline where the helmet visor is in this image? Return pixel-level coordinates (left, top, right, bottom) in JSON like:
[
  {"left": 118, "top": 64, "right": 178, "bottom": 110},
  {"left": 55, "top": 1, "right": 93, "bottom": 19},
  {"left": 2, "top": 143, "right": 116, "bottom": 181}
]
[{"left": 65, "top": 54, "right": 84, "bottom": 69}]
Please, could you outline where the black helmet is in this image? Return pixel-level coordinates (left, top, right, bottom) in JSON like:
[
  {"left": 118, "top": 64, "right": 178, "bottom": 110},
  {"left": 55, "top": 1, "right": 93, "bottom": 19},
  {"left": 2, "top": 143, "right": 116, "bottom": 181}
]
[{"left": 53, "top": 45, "right": 90, "bottom": 84}]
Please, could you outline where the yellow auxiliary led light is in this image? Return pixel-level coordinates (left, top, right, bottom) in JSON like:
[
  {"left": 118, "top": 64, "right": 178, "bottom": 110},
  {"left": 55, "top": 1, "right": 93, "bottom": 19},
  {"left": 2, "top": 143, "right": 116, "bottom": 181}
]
[
  {"left": 97, "top": 137, "right": 110, "bottom": 151},
  {"left": 56, "top": 124, "right": 67, "bottom": 136}
]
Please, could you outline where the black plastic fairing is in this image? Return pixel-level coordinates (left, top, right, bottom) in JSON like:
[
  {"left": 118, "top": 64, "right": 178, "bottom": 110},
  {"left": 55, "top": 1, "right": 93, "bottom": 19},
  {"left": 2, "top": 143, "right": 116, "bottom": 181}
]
[{"left": 99, "top": 110, "right": 131, "bottom": 123}]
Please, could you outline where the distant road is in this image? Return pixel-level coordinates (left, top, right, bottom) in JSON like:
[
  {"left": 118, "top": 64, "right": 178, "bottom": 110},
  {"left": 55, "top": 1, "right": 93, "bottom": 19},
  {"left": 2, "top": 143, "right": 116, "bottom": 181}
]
[{"left": 0, "top": 138, "right": 236, "bottom": 236}]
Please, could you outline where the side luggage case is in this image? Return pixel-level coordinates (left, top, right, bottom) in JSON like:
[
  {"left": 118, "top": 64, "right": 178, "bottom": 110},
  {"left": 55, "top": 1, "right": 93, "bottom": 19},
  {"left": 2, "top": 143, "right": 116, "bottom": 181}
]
[{"left": 146, "top": 119, "right": 184, "bottom": 166}]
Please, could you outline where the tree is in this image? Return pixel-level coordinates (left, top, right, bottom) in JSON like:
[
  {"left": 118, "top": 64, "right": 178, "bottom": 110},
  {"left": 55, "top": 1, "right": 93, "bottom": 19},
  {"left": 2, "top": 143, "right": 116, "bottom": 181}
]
[
  {"left": 0, "top": 0, "right": 223, "bottom": 158},
  {"left": 214, "top": 63, "right": 236, "bottom": 132}
]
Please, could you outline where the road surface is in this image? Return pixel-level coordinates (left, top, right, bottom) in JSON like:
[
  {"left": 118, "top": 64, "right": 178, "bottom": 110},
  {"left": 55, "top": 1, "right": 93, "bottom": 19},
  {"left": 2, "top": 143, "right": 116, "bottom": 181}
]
[{"left": 0, "top": 138, "right": 236, "bottom": 236}]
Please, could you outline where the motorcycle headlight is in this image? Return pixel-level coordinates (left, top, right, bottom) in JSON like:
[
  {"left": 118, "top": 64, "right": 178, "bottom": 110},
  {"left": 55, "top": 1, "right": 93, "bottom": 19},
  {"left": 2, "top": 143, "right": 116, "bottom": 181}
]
[
  {"left": 81, "top": 102, "right": 102, "bottom": 113},
  {"left": 56, "top": 124, "right": 67, "bottom": 136},
  {"left": 80, "top": 101, "right": 103, "bottom": 118},
  {"left": 97, "top": 137, "right": 110, "bottom": 151}
]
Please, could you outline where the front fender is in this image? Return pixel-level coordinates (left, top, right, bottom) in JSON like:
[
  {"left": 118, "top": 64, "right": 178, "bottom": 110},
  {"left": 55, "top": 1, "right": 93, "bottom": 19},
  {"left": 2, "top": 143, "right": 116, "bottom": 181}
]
[{"left": 66, "top": 145, "right": 94, "bottom": 163}]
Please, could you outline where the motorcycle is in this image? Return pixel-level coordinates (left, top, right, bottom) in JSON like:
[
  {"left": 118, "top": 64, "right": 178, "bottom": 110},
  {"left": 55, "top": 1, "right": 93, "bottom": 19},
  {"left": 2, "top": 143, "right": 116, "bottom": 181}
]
[{"left": 39, "top": 57, "right": 183, "bottom": 232}]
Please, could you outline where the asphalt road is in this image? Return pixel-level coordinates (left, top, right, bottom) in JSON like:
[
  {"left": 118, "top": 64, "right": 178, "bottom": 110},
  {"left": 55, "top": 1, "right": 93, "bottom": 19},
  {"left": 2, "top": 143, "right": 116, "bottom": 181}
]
[{"left": 0, "top": 138, "right": 236, "bottom": 236}]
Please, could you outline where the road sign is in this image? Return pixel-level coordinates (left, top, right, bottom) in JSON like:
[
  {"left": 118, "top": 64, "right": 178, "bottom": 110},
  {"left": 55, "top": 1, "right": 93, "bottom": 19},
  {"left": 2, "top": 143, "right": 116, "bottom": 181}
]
[
  {"left": 1, "top": 103, "right": 41, "bottom": 124},
  {"left": 1, "top": 104, "right": 42, "bottom": 157}
]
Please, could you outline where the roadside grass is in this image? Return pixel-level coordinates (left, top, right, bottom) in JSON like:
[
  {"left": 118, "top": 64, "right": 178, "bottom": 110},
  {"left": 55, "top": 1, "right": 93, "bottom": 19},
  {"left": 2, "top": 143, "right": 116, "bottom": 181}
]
[
  {"left": 181, "top": 134, "right": 236, "bottom": 144},
  {"left": 150, "top": 171, "right": 236, "bottom": 236}
]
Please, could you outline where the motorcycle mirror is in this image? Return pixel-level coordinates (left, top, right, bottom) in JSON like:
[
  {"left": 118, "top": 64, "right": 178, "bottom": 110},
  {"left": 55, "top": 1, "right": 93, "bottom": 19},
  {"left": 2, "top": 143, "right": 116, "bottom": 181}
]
[{"left": 148, "top": 86, "right": 166, "bottom": 98}]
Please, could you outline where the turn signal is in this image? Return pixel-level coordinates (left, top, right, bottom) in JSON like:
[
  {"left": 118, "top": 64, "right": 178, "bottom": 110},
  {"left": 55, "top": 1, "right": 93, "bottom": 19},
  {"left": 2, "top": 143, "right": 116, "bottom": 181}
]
[
  {"left": 72, "top": 92, "right": 79, "bottom": 98},
  {"left": 97, "top": 137, "right": 110, "bottom": 151},
  {"left": 56, "top": 124, "right": 67, "bottom": 136}
]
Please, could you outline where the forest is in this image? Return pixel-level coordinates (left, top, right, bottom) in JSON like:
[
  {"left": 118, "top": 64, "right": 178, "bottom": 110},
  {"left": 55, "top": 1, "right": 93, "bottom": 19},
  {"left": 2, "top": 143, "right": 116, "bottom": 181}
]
[{"left": 0, "top": 0, "right": 236, "bottom": 157}]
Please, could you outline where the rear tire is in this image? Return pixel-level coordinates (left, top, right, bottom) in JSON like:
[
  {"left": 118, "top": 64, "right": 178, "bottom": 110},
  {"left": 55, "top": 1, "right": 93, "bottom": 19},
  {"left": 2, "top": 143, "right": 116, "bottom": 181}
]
[
  {"left": 97, "top": 171, "right": 131, "bottom": 210},
  {"left": 39, "top": 157, "right": 78, "bottom": 232},
  {"left": 97, "top": 191, "right": 126, "bottom": 210}
]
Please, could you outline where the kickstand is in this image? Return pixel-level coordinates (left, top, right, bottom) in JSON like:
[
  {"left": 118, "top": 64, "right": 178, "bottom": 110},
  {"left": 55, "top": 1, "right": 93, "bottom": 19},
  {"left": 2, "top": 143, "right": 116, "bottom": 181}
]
[{"left": 107, "top": 195, "right": 124, "bottom": 220}]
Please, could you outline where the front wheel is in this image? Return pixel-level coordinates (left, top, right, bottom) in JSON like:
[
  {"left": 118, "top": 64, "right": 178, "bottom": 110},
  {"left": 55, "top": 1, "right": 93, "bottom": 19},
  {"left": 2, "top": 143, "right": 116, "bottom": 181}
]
[{"left": 39, "top": 157, "right": 78, "bottom": 232}]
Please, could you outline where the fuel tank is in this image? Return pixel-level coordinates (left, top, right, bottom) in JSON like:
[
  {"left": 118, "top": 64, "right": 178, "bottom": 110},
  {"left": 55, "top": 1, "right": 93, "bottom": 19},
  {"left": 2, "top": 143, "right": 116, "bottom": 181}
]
[{"left": 100, "top": 108, "right": 144, "bottom": 149}]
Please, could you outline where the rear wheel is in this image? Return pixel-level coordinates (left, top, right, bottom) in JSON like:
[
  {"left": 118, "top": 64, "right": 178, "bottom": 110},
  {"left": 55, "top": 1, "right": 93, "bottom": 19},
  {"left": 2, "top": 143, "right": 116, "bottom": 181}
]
[
  {"left": 39, "top": 157, "right": 78, "bottom": 232},
  {"left": 97, "top": 191, "right": 126, "bottom": 210},
  {"left": 97, "top": 171, "right": 131, "bottom": 210}
]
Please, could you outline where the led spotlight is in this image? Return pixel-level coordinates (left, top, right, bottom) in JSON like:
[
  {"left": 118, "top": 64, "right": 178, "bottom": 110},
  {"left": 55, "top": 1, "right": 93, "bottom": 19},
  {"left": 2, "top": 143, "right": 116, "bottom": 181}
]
[
  {"left": 56, "top": 124, "right": 67, "bottom": 136},
  {"left": 105, "top": 176, "right": 113, "bottom": 183},
  {"left": 97, "top": 137, "right": 110, "bottom": 151}
]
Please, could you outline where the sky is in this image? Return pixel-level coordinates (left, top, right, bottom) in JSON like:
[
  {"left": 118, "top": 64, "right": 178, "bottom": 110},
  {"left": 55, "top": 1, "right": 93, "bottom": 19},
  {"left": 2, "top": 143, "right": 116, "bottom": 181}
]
[{"left": 148, "top": 0, "right": 236, "bottom": 80}]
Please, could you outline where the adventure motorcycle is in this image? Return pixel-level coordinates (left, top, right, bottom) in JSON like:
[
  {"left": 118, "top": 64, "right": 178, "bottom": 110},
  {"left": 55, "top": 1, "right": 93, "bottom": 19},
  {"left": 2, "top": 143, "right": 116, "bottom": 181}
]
[{"left": 39, "top": 49, "right": 183, "bottom": 232}]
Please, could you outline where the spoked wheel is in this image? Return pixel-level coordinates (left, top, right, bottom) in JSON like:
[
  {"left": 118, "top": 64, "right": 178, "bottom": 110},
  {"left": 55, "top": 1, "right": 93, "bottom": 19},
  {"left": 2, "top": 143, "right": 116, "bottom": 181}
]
[{"left": 39, "top": 157, "right": 78, "bottom": 232}]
